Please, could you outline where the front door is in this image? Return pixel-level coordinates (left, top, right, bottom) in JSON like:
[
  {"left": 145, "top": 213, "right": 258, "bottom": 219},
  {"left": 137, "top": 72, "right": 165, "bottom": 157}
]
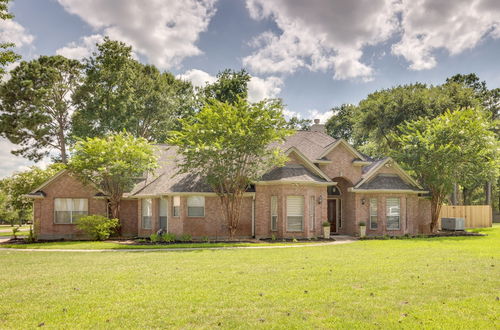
[{"left": 328, "top": 199, "right": 337, "bottom": 233}]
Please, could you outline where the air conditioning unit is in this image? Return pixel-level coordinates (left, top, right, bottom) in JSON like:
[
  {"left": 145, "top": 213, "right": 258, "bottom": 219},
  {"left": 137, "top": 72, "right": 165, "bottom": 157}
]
[{"left": 441, "top": 217, "right": 465, "bottom": 231}]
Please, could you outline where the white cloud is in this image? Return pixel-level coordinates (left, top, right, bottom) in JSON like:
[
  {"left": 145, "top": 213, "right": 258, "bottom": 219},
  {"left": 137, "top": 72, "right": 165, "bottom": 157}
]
[
  {"left": 0, "top": 139, "right": 51, "bottom": 179},
  {"left": 306, "top": 109, "right": 331, "bottom": 124},
  {"left": 392, "top": 0, "right": 500, "bottom": 70},
  {"left": 176, "top": 69, "right": 216, "bottom": 88},
  {"left": 247, "top": 76, "right": 283, "bottom": 102},
  {"left": 56, "top": 34, "right": 103, "bottom": 60},
  {"left": 0, "top": 19, "right": 34, "bottom": 47},
  {"left": 176, "top": 69, "right": 283, "bottom": 102},
  {"left": 244, "top": 0, "right": 500, "bottom": 78},
  {"left": 243, "top": 0, "right": 399, "bottom": 81},
  {"left": 57, "top": 0, "right": 217, "bottom": 69}
]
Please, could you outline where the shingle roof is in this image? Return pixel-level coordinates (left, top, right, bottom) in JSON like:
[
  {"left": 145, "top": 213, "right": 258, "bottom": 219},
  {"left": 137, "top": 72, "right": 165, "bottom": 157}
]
[
  {"left": 260, "top": 164, "right": 327, "bottom": 183},
  {"left": 357, "top": 174, "right": 419, "bottom": 191},
  {"left": 129, "top": 131, "right": 382, "bottom": 196},
  {"left": 130, "top": 145, "right": 212, "bottom": 197},
  {"left": 271, "top": 130, "right": 336, "bottom": 160}
]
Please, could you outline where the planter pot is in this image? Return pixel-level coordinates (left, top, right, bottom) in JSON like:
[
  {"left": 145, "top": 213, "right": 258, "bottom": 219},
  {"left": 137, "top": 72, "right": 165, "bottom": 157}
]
[
  {"left": 359, "top": 225, "right": 366, "bottom": 238},
  {"left": 323, "top": 226, "right": 330, "bottom": 239}
]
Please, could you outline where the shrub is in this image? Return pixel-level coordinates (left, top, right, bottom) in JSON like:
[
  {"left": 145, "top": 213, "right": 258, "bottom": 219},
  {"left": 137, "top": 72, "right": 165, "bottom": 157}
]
[
  {"left": 201, "top": 236, "right": 210, "bottom": 243},
  {"left": 322, "top": 221, "right": 330, "bottom": 227},
  {"left": 150, "top": 233, "right": 161, "bottom": 243},
  {"left": 76, "top": 215, "right": 120, "bottom": 240},
  {"left": 25, "top": 225, "right": 37, "bottom": 243},
  {"left": 271, "top": 234, "right": 276, "bottom": 241},
  {"left": 359, "top": 221, "right": 366, "bottom": 226},
  {"left": 11, "top": 227, "right": 19, "bottom": 239},
  {"left": 162, "top": 232, "right": 176, "bottom": 243},
  {"left": 179, "top": 234, "right": 192, "bottom": 242}
]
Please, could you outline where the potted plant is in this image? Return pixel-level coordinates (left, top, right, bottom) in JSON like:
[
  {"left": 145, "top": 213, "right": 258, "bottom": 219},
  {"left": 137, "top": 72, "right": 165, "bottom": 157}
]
[
  {"left": 322, "top": 221, "right": 331, "bottom": 239},
  {"left": 359, "top": 221, "right": 367, "bottom": 237}
]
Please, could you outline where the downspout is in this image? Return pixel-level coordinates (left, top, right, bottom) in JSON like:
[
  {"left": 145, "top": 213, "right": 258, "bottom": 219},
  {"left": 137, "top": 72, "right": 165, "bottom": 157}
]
[{"left": 252, "top": 195, "right": 255, "bottom": 238}]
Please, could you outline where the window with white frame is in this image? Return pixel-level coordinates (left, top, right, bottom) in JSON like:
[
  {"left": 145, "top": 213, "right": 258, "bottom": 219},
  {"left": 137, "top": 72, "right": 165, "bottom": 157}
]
[
  {"left": 159, "top": 198, "right": 168, "bottom": 230},
  {"left": 309, "top": 196, "right": 315, "bottom": 231},
  {"left": 187, "top": 196, "right": 205, "bottom": 217},
  {"left": 386, "top": 198, "right": 400, "bottom": 230},
  {"left": 54, "top": 198, "right": 88, "bottom": 224},
  {"left": 287, "top": 196, "right": 304, "bottom": 232},
  {"left": 172, "top": 196, "right": 180, "bottom": 217},
  {"left": 270, "top": 196, "right": 278, "bottom": 231},
  {"left": 142, "top": 198, "right": 152, "bottom": 229},
  {"left": 369, "top": 198, "right": 378, "bottom": 229}
]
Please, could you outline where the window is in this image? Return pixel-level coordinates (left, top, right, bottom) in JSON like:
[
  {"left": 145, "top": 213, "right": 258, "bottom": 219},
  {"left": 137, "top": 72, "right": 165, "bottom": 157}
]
[
  {"left": 370, "top": 198, "right": 378, "bottom": 229},
  {"left": 309, "top": 196, "right": 315, "bottom": 231},
  {"left": 386, "top": 198, "right": 400, "bottom": 230},
  {"left": 187, "top": 196, "right": 205, "bottom": 217},
  {"left": 142, "top": 198, "right": 152, "bottom": 229},
  {"left": 172, "top": 196, "right": 180, "bottom": 217},
  {"left": 287, "top": 196, "right": 304, "bottom": 232},
  {"left": 159, "top": 198, "right": 168, "bottom": 230},
  {"left": 271, "top": 196, "right": 278, "bottom": 231},
  {"left": 54, "top": 198, "right": 88, "bottom": 224}
]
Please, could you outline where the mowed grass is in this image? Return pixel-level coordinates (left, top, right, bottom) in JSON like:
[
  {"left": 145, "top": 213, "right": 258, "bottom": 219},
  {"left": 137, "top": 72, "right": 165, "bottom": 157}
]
[
  {"left": 1, "top": 226, "right": 499, "bottom": 329},
  {"left": 0, "top": 240, "right": 310, "bottom": 249}
]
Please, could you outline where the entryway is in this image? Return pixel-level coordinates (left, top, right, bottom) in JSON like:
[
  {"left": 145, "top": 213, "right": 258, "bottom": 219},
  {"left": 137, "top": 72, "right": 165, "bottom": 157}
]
[{"left": 327, "top": 198, "right": 341, "bottom": 234}]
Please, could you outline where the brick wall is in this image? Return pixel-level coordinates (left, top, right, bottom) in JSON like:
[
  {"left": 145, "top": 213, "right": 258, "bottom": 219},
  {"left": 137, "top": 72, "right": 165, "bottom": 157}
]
[{"left": 34, "top": 172, "right": 107, "bottom": 240}]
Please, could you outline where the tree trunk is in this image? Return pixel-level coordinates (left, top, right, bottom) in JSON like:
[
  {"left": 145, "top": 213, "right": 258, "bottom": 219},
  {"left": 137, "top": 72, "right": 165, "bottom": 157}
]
[
  {"left": 57, "top": 124, "right": 68, "bottom": 164},
  {"left": 451, "top": 183, "right": 458, "bottom": 205},
  {"left": 218, "top": 190, "right": 244, "bottom": 240},
  {"left": 430, "top": 194, "right": 443, "bottom": 233},
  {"left": 109, "top": 198, "right": 121, "bottom": 235},
  {"left": 462, "top": 187, "right": 468, "bottom": 205},
  {"left": 485, "top": 182, "right": 492, "bottom": 205}
]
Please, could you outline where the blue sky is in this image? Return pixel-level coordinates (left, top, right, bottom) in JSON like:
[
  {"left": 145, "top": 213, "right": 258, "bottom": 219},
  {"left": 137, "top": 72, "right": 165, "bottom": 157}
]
[{"left": 1, "top": 0, "right": 499, "bottom": 176}]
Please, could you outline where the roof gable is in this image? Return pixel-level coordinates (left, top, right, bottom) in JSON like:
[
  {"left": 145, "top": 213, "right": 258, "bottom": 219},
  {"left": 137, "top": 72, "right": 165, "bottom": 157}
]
[{"left": 355, "top": 157, "right": 423, "bottom": 190}]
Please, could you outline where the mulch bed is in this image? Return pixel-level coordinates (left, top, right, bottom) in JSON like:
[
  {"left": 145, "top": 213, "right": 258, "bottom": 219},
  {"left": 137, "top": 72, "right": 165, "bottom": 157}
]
[{"left": 360, "top": 231, "right": 485, "bottom": 240}]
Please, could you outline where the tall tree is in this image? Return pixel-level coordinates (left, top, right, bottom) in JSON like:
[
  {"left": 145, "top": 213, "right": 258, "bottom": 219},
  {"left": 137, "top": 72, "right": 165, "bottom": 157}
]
[
  {"left": 352, "top": 82, "right": 481, "bottom": 157},
  {"left": 390, "top": 108, "right": 499, "bottom": 232},
  {"left": 0, "top": 0, "right": 20, "bottom": 78},
  {"left": 71, "top": 37, "right": 194, "bottom": 142},
  {"left": 325, "top": 104, "right": 356, "bottom": 143},
  {"left": 170, "top": 97, "right": 291, "bottom": 238},
  {"left": 201, "top": 69, "right": 251, "bottom": 104},
  {"left": 286, "top": 116, "right": 312, "bottom": 130},
  {"left": 0, "top": 163, "right": 66, "bottom": 222},
  {"left": 0, "top": 55, "right": 82, "bottom": 163},
  {"left": 68, "top": 132, "right": 157, "bottom": 224}
]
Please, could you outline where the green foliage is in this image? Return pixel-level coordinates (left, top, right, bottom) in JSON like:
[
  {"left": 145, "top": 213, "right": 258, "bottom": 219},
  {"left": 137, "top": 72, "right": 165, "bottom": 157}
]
[
  {"left": 201, "top": 236, "right": 210, "bottom": 243},
  {"left": 162, "top": 232, "right": 177, "bottom": 243},
  {"left": 178, "top": 234, "right": 192, "bottom": 242},
  {"left": 0, "top": 190, "right": 18, "bottom": 225},
  {"left": 201, "top": 69, "right": 251, "bottom": 104},
  {"left": 0, "top": 163, "right": 65, "bottom": 221},
  {"left": 71, "top": 37, "right": 194, "bottom": 142},
  {"left": 286, "top": 116, "right": 312, "bottom": 130},
  {"left": 0, "top": 0, "right": 20, "bottom": 78},
  {"left": 25, "top": 225, "right": 36, "bottom": 243},
  {"left": 68, "top": 132, "right": 157, "bottom": 219},
  {"left": 0, "top": 56, "right": 83, "bottom": 163},
  {"left": 76, "top": 215, "right": 120, "bottom": 240},
  {"left": 322, "top": 221, "right": 330, "bottom": 227},
  {"left": 149, "top": 233, "right": 161, "bottom": 243},
  {"left": 353, "top": 82, "right": 481, "bottom": 156},
  {"left": 325, "top": 104, "right": 356, "bottom": 143},
  {"left": 390, "top": 107, "right": 499, "bottom": 231},
  {"left": 271, "top": 234, "right": 276, "bottom": 241},
  {"left": 359, "top": 221, "right": 366, "bottom": 227},
  {"left": 169, "top": 97, "right": 291, "bottom": 237},
  {"left": 11, "top": 226, "right": 19, "bottom": 238}
]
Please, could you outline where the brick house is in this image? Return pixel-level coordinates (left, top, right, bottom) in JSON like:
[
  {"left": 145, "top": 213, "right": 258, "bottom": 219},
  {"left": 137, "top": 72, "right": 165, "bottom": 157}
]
[{"left": 27, "top": 120, "right": 431, "bottom": 240}]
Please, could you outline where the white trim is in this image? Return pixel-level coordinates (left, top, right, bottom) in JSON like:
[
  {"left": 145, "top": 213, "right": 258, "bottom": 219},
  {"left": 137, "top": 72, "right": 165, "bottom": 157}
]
[
  {"left": 319, "top": 139, "right": 366, "bottom": 161},
  {"left": 285, "top": 147, "right": 332, "bottom": 182},
  {"left": 314, "top": 159, "right": 332, "bottom": 164},
  {"left": 130, "top": 192, "right": 256, "bottom": 199},
  {"left": 22, "top": 194, "right": 44, "bottom": 199},
  {"left": 354, "top": 157, "right": 423, "bottom": 190},
  {"left": 348, "top": 188, "right": 428, "bottom": 194},
  {"left": 256, "top": 180, "right": 336, "bottom": 186},
  {"left": 352, "top": 160, "right": 371, "bottom": 166}
]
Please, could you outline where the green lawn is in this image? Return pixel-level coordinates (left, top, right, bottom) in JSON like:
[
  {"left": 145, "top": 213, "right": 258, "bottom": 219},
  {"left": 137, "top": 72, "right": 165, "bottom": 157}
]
[
  {"left": 0, "top": 240, "right": 308, "bottom": 249},
  {"left": 0, "top": 226, "right": 499, "bottom": 329}
]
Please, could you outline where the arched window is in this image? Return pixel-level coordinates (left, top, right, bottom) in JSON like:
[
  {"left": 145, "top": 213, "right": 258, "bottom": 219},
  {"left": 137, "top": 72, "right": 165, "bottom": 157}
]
[{"left": 328, "top": 186, "right": 341, "bottom": 196}]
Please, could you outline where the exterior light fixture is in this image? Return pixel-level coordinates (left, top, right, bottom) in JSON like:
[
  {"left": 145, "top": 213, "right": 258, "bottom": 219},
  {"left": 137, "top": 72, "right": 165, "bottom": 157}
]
[
  {"left": 318, "top": 195, "right": 323, "bottom": 204},
  {"left": 361, "top": 198, "right": 366, "bottom": 205}
]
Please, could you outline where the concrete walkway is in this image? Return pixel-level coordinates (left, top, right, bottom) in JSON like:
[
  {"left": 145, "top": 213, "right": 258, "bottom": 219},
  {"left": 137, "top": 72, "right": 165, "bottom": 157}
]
[{"left": 0, "top": 236, "right": 357, "bottom": 253}]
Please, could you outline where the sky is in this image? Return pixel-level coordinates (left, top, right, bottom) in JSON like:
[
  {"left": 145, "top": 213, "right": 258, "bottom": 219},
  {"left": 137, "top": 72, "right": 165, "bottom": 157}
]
[{"left": 0, "top": 0, "right": 499, "bottom": 177}]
